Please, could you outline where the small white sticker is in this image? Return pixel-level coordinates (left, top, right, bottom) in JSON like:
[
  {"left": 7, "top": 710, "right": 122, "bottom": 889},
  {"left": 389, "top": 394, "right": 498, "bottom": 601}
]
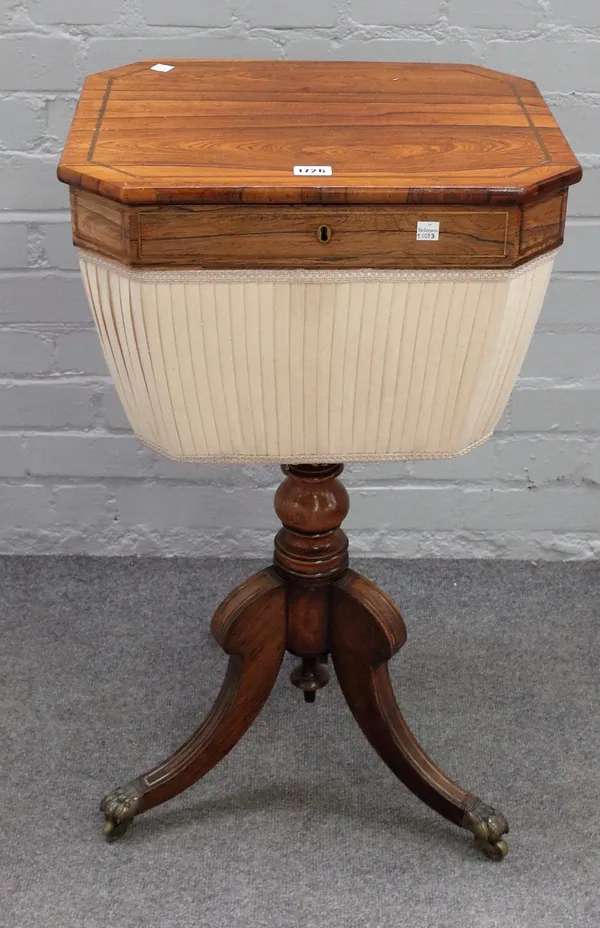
[
  {"left": 151, "top": 63, "right": 174, "bottom": 72},
  {"left": 293, "top": 165, "right": 333, "bottom": 176},
  {"left": 416, "top": 221, "right": 440, "bottom": 241}
]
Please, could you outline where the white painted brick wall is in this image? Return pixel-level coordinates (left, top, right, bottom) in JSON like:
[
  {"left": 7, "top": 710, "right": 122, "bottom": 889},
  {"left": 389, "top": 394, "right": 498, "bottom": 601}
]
[
  {"left": 140, "top": 0, "right": 233, "bottom": 28},
  {"left": 26, "top": 0, "right": 122, "bottom": 25},
  {"left": 0, "top": 0, "right": 599, "bottom": 559},
  {"left": 0, "top": 97, "right": 43, "bottom": 148},
  {"left": 447, "top": 0, "right": 540, "bottom": 28},
  {"left": 0, "top": 36, "right": 79, "bottom": 90},
  {"left": 0, "top": 225, "right": 29, "bottom": 268},
  {"left": 246, "top": 1, "right": 338, "bottom": 28},
  {"left": 350, "top": 0, "right": 444, "bottom": 27},
  {"left": 0, "top": 332, "right": 54, "bottom": 374},
  {"left": 567, "top": 167, "right": 600, "bottom": 216}
]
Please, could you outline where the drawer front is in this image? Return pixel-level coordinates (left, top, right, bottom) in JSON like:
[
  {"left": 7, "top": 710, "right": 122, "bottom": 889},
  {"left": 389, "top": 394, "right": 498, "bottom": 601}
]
[
  {"left": 71, "top": 189, "right": 567, "bottom": 269},
  {"left": 135, "top": 204, "right": 518, "bottom": 268}
]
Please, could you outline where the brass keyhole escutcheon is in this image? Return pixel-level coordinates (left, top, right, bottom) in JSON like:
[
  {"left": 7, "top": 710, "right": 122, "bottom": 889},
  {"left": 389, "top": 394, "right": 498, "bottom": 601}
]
[{"left": 317, "top": 224, "right": 332, "bottom": 243}]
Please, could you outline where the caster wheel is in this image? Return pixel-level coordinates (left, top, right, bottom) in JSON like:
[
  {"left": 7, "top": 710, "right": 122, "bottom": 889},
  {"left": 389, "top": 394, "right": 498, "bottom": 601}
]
[
  {"left": 103, "top": 818, "right": 131, "bottom": 842},
  {"left": 479, "top": 838, "right": 508, "bottom": 861}
]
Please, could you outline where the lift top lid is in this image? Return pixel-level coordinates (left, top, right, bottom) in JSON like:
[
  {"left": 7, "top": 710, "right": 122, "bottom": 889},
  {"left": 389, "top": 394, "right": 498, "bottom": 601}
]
[{"left": 58, "top": 59, "right": 581, "bottom": 207}]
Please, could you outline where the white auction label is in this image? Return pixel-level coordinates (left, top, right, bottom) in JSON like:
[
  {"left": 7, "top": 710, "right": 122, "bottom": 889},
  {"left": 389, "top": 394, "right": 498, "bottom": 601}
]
[
  {"left": 416, "top": 221, "right": 440, "bottom": 241},
  {"left": 293, "top": 165, "right": 333, "bottom": 176},
  {"left": 151, "top": 63, "right": 174, "bottom": 72}
]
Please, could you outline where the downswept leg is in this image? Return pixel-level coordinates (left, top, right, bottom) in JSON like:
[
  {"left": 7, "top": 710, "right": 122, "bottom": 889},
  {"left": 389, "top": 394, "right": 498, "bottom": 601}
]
[
  {"left": 101, "top": 568, "right": 286, "bottom": 840},
  {"left": 330, "top": 570, "right": 508, "bottom": 859}
]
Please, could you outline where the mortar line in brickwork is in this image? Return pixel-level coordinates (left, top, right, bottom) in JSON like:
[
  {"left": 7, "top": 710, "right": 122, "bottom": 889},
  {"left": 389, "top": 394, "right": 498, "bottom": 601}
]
[{"left": 0, "top": 212, "right": 71, "bottom": 223}]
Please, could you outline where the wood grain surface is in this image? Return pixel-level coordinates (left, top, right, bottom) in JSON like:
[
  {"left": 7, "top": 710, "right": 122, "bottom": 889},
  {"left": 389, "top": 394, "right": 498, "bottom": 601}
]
[
  {"left": 330, "top": 569, "right": 474, "bottom": 827},
  {"left": 124, "top": 568, "right": 286, "bottom": 817},
  {"left": 99, "top": 463, "right": 507, "bottom": 857},
  {"left": 70, "top": 186, "right": 565, "bottom": 268},
  {"left": 59, "top": 59, "right": 581, "bottom": 208}
]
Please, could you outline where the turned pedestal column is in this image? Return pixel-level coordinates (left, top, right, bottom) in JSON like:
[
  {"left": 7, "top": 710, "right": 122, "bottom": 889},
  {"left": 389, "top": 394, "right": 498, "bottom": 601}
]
[{"left": 100, "top": 464, "right": 509, "bottom": 859}]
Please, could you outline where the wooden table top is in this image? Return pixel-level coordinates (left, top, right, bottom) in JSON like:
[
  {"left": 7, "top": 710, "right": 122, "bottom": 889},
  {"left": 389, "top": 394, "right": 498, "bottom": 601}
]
[{"left": 58, "top": 59, "right": 581, "bottom": 208}]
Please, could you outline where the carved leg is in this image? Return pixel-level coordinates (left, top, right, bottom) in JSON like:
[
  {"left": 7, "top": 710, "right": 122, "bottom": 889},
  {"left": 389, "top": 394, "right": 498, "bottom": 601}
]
[
  {"left": 330, "top": 570, "right": 508, "bottom": 860},
  {"left": 101, "top": 567, "right": 286, "bottom": 841}
]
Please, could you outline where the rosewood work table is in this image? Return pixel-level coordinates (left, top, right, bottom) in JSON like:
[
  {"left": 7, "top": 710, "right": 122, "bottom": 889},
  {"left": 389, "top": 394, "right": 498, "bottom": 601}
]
[{"left": 58, "top": 59, "right": 581, "bottom": 859}]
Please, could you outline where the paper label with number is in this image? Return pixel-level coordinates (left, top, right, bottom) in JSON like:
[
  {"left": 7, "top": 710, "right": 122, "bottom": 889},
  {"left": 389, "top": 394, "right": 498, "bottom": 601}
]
[
  {"left": 416, "top": 221, "right": 440, "bottom": 241},
  {"left": 293, "top": 165, "right": 333, "bottom": 176}
]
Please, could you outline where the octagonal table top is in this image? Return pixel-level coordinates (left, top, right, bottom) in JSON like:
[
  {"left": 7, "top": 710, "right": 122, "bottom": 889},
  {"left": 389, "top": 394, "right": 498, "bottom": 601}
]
[{"left": 58, "top": 59, "right": 581, "bottom": 207}]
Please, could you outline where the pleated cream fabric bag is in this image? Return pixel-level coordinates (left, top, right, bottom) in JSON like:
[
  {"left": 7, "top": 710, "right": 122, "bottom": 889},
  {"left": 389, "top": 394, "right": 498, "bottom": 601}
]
[{"left": 79, "top": 247, "right": 555, "bottom": 464}]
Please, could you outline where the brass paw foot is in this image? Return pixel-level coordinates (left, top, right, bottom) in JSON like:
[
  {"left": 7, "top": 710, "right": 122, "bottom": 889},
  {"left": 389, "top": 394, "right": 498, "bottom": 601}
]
[
  {"left": 100, "top": 781, "right": 142, "bottom": 842},
  {"left": 463, "top": 799, "right": 509, "bottom": 860}
]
